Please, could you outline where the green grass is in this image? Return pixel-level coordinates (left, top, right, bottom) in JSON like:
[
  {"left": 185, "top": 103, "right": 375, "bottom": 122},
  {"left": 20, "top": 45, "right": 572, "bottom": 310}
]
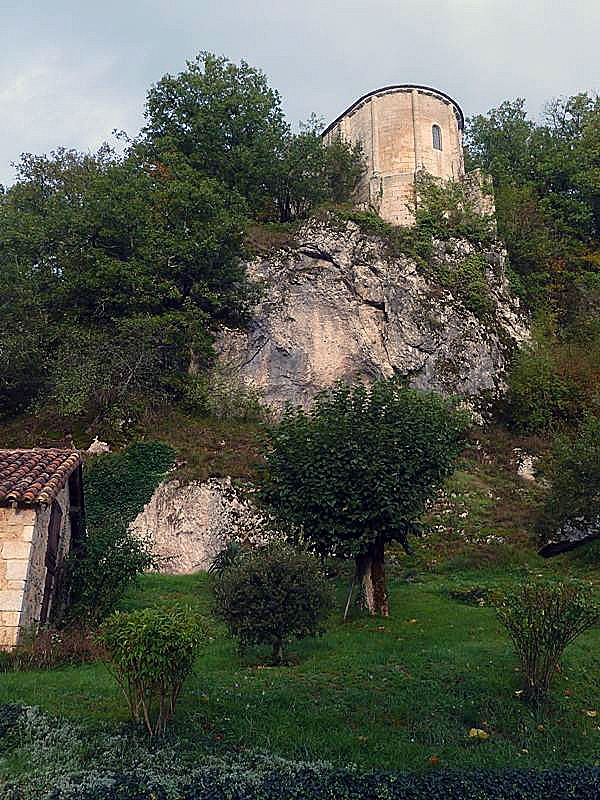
[{"left": 2, "top": 569, "right": 600, "bottom": 774}]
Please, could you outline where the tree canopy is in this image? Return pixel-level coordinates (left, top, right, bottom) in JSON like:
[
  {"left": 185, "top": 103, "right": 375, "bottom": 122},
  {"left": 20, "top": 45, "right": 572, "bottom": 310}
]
[{"left": 259, "top": 380, "right": 468, "bottom": 615}]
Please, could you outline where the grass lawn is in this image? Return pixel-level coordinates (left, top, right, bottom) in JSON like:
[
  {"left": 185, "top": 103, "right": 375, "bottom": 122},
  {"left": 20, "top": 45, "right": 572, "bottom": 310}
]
[{"left": 2, "top": 565, "right": 600, "bottom": 775}]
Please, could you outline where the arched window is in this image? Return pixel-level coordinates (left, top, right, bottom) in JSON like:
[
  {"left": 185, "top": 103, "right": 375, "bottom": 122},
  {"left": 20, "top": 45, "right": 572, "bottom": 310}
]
[{"left": 432, "top": 124, "right": 442, "bottom": 151}]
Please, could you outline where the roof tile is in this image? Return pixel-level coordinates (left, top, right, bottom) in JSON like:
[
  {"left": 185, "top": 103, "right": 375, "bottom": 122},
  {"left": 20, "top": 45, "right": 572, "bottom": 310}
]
[{"left": 0, "top": 449, "right": 83, "bottom": 507}]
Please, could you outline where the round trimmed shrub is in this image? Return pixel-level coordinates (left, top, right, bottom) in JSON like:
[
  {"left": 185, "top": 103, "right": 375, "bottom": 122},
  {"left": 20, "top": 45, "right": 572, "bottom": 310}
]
[{"left": 212, "top": 542, "right": 333, "bottom": 664}]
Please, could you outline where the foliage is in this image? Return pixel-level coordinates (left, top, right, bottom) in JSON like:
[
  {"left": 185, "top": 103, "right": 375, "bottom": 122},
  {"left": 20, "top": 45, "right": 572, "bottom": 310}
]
[
  {"left": 212, "top": 542, "right": 333, "bottom": 664},
  {"left": 466, "top": 93, "right": 600, "bottom": 319},
  {"left": 66, "top": 442, "right": 174, "bottom": 622},
  {"left": 183, "top": 365, "right": 266, "bottom": 422},
  {"left": 259, "top": 380, "right": 467, "bottom": 611},
  {"left": 0, "top": 145, "right": 252, "bottom": 418},
  {"left": 496, "top": 580, "right": 600, "bottom": 702},
  {"left": 141, "top": 51, "right": 287, "bottom": 210},
  {"left": 0, "top": 626, "right": 103, "bottom": 672},
  {"left": 100, "top": 606, "right": 207, "bottom": 736},
  {"left": 414, "top": 172, "right": 496, "bottom": 245},
  {"left": 504, "top": 329, "right": 575, "bottom": 433},
  {"left": 208, "top": 540, "right": 246, "bottom": 577},
  {"left": 434, "top": 251, "right": 494, "bottom": 319},
  {"left": 537, "top": 415, "right": 600, "bottom": 537},
  {"left": 3, "top": 706, "right": 600, "bottom": 799},
  {"left": 272, "top": 130, "right": 364, "bottom": 222}
]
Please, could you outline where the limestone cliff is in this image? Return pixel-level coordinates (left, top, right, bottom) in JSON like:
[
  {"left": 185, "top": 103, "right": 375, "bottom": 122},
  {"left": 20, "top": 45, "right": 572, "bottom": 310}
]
[{"left": 218, "top": 219, "right": 528, "bottom": 409}]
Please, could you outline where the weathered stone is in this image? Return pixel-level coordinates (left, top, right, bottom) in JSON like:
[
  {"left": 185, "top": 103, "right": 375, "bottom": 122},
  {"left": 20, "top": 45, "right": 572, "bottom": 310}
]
[
  {"left": 130, "top": 477, "right": 268, "bottom": 574},
  {"left": 1, "top": 541, "right": 31, "bottom": 561},
  {"left": 0, "top": 590, "right": 25, "bottom": 612},
  {"left": 218, "top": 220, "right": 528, "bottom": 410},
  {"left": 5, "top": 560, "right": 29, "bottom": 581},
  {"left": 540, "top": 517, "right": 600, "bottom": 557}
]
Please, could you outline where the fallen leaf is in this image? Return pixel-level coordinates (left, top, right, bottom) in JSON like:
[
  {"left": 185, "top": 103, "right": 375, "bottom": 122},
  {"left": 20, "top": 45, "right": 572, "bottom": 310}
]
[
  {"left": 468, "top": 728, "right": 489, "bottom": 740},
  {"left": 584, "top": 710, "right": 598, "bottom": 717}
]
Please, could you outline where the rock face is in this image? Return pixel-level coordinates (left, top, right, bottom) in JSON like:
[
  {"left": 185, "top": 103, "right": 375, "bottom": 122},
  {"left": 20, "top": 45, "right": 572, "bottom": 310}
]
[
  {"left": 539, "top": 518, "right": 600, "bottom": 557},
  {"left": 219, "top": 220, "right": 528, "bottom": 409},
  {"left": 129, "top": 478, "right": 267, "bottom": 573}
]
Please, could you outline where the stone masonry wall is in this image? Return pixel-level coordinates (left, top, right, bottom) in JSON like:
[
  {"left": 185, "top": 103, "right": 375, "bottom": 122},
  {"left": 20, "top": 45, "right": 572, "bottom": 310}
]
[
  {"left": 323, "top": 86, "right": 464, "bottom": 225},
  {"left": 0, "top": 486, "right": 71, "bottom": 648}
]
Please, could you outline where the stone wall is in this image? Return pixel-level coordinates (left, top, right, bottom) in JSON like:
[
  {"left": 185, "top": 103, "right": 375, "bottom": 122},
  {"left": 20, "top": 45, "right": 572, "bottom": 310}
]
[
  {"left": 0, "top": 486, "right": 71, "bottom": 648},
  {"left": 323, "top": 86, "right": 465, "bottom": 225}
]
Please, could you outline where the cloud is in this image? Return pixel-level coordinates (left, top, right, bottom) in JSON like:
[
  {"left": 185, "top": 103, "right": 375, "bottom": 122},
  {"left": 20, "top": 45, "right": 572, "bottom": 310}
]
[
  {"left": 0, "top": 49, "right": 144, "bottom": 185},
  {"left": 1, "top": 0, "right": 599, "bottom": 186}
]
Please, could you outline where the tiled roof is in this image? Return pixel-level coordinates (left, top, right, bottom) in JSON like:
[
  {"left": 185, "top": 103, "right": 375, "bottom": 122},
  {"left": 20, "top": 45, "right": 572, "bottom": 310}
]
[{"left": 0, "top": 449, "right": 83, "bottom": 507}]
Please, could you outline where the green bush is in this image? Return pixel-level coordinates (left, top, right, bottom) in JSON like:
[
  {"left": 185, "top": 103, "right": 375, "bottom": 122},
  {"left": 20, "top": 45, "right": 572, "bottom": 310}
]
[
  {"left": 496, "top": 580, "right": 600, "bottom": 702},
  {"left": 538, "top": 415, "right": 600, "bottom": 540},
  {"left": 66, "top": 442, "right": 175, "bottom": 623},
  {"left": 99, "top": 606, "right": 207, "bottom": 736},
  {"left": 213, "top": 542, "right": 333, "bottom": 664},
  {"left": 505, "top": 339, "right": 575, "bottom": 433}
]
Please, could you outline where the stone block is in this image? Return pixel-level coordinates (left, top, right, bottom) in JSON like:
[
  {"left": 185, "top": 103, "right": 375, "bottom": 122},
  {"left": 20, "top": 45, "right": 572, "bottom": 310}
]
[
  {"left": 14, "top": 510, "right": 35, "bottom": 526},
  {"left": 0, "top": 612, "right": 20, "bottom": 627},
  {"left": 0, "top": 590, "right": 24, "bottom": 612},
  {"left": 21, "top": 525, "right": 35, "bottom": 543},
  {"left": 0, "top": 626, "right": 19, "bottom": 648},
  {"left": 1, "top": 541, "right": 31, "bottom": 560},
  {"left": 6, "top": 579, "right": 26, "bottom": 592},
  {"left": 5, "top": 561, "right": 29, "bottom": 581}
]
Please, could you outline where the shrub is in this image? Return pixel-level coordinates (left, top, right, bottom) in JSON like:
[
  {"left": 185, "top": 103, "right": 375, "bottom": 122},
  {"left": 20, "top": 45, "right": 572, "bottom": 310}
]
[
  {"left": 99, "top": 606, "right": 207, "bottom": 736},
  {"left": 66, "top": 442, "right": 175, "bottom": 623},
  {"left": 537, "top": 414, "right": 600, "bottom": 540},
  {"left": 496, "top": 580, "right": 600, "bottom": 702},
  {"left": 208, "top": 539, "right": 246, "bottom": 577},
  {"left": 212, "top": 542, "right": 333, "bottom": 664},
  {"left": 505, "top": 339, "right": 575, "bottom": 432}
]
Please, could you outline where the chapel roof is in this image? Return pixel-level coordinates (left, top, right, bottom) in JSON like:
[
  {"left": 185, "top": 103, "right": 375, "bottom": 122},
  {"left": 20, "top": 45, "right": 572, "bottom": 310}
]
[
  {"left": 322, "top": 84, "right": 465, "bottom": 137},
  {"left": 0, "top": 449, "right": 83, "bottom": 507}
]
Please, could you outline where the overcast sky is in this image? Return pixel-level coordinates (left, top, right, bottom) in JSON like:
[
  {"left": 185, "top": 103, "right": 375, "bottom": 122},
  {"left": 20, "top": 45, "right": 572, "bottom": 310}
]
[{"left": 1, "top": 0, "right": 599, "bottom": 187}]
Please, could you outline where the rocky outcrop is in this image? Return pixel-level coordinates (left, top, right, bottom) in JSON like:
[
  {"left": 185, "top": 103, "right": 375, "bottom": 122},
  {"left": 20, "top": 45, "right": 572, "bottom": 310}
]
[
  {"left": 219, "top": 220, "right": 528, "bottom": 409},
  {"left": 129, "top": 478, "right": 267, "bottom": 573},
  {"left": 539, "top": 517, "right": 600, "bottom": 557}
]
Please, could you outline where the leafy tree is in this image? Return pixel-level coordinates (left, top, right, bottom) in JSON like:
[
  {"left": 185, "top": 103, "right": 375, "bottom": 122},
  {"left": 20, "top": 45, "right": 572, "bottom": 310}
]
[
  {"left": 141, "top": 52, "right": 287, "bottom": 210},
  {"left": 537, "top": 415, "right": 600, "bottom": 542},
  {"left": 272, "top": 130, "right": 364, "bottom": 222},
  {"left": 259, "top": 380, "right": 468, "bottom": 616},
  {"left": 213, "top": 542, "right": 333, "bottom": 664},
  {"left": 0, "top": 145, "right": 252, "bottom": 417}
]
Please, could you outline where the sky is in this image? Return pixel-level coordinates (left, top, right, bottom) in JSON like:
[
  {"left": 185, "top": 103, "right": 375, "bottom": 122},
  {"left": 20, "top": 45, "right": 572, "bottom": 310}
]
[{"left": 1, "top": 0, "right": 599, "bottom": 186}]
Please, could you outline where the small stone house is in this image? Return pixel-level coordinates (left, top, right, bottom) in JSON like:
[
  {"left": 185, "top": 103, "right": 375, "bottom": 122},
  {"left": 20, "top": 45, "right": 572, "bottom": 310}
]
[{"left": 0, "top": 449, "right": 85, "bottom": 648}]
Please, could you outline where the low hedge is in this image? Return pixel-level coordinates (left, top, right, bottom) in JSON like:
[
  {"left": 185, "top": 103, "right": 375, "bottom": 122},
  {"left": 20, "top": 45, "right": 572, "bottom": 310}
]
[
  {"left": 4, "top": 761, "right": 600, "bottom": 800},
  {"left": 2, "top": 706, "right": 599, "bottom": 800}
]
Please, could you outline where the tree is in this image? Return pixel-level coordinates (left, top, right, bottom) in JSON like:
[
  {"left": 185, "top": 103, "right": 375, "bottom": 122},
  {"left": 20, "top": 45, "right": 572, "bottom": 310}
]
[
  {"left": 0, "top": 145, "right": 253, "bottom": 417},
  {"left": 259, "top": 380, "right": 468, "bottom": 616},
  {"left": 212, "top": 542, "right": 333, "bottom": 664},
  {"left": 271, "top": 130, "right": 364, "bottom": 222},
  {"left": 537, "top": 415, "right": 600, "bottom": 541},
  {"left": 141, "top": 52, "right": 287, "bottom": 210}
]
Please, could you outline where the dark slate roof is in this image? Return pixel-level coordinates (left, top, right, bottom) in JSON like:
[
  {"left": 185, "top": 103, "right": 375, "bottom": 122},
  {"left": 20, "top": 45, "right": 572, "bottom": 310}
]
[{"left": 0, "top": 449, "right": 83, "bottom": 507}]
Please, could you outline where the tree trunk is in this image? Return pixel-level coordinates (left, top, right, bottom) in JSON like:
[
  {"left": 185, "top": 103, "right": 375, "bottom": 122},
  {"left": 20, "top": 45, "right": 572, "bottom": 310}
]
[
  {"left": 272, "top": 639, "right": 284, "bottom": 665},
  {"left": 356, "top": 538, "right": 389, "bottom": 616}
]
